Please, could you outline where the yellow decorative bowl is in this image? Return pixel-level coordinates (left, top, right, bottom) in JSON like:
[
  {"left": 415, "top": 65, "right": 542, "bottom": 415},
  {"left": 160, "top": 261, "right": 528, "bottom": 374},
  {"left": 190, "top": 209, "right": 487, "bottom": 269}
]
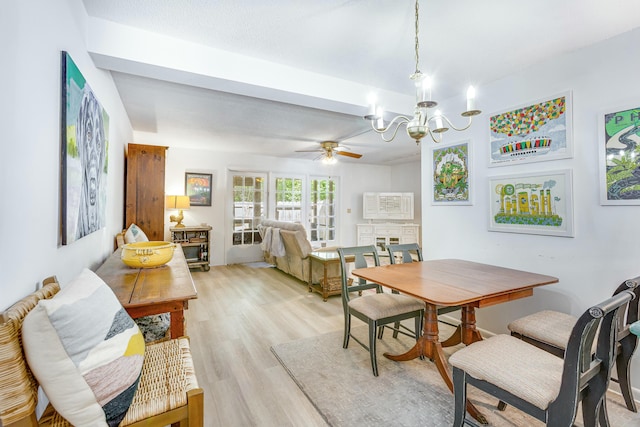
[{"left": 121, "top": 241, "right": 176, "bottom": 268}]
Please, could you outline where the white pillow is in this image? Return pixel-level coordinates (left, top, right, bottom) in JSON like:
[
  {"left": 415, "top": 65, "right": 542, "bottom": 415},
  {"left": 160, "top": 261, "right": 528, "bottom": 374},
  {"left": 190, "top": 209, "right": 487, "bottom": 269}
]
[
  {"left": 124, "top": 223, "right": 149, "bottom": 244},
  {"left": 22, "top": 269, "right": 145, "bottom": 427}
]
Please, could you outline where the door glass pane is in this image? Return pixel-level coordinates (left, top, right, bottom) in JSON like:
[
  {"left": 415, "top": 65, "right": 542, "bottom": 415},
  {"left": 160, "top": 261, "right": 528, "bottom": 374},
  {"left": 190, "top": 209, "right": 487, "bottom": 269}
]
[
  {"left": 309, "top": 177, "right": 338, "bottom": 244},
  {"left": 231, "top": 172, "right": 265, "bottom": 246},
  {"left": 274, "top": 176, "right": 303, "bottom": 222}
]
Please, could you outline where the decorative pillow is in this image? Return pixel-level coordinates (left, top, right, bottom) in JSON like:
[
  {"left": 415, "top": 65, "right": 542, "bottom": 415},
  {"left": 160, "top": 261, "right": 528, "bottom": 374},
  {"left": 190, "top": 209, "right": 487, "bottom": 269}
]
[
  {"left": 22, "top": 269, "right": 145, "bottom": 427},
  {"left": 124, "top": 223, "right": 149, "bottom": 244}
]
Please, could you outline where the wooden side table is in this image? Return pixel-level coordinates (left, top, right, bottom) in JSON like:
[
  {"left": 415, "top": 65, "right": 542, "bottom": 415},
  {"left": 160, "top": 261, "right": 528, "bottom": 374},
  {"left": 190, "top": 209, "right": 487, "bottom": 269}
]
[
  {"left": 307, "top": 251, "right": 354, "bottom": 301},
  {"left": 170, "top": 225, "right": 212, "bottom": 271}
]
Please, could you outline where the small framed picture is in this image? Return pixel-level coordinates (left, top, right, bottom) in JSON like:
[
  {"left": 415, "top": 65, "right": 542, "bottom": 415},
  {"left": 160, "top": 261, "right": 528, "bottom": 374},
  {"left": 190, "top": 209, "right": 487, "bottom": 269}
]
[
  {"left": 185, "top": 172, "right": 213, "bottom": 206},
  {"left": 488, "top": 169, "right": 574, "bottom": 237},
  {"left": 598, "top": 103, "right": 640, "bottom": 205},
  {"left": 431, "top": 140, "right": 472, "bottom": 205}
]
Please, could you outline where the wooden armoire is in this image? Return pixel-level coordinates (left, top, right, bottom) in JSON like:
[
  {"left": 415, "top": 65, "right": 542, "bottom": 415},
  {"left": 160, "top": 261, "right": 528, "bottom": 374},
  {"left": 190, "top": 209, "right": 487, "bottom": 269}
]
[{"left": 125, "top": 143, "right": 167, "bottom": 241}]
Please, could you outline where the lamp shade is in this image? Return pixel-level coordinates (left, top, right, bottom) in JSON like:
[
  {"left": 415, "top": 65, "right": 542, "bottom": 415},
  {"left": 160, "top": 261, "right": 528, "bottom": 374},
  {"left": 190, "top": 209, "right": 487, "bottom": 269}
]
[{"left": 166, "top": 195, "right": 191, "bottom": 210}]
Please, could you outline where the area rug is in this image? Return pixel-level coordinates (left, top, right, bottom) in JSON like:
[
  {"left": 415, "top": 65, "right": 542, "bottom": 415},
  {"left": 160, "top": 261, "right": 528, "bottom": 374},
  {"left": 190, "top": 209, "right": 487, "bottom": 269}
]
[{"left": 271, "top": 325, "right": 640, "bottom": 427}]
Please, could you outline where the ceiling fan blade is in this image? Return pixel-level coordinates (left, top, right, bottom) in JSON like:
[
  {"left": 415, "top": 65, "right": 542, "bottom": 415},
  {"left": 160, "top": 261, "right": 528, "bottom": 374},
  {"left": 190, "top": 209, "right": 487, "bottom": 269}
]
[{"left": 336, "top": 151, "right": 363, "bottom": 159}]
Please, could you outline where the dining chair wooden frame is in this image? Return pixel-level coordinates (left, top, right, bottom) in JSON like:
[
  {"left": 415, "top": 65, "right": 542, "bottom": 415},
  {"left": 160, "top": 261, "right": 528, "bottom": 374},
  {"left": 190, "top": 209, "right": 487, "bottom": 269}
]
[
  {"left": 507, "top": 277, "right": 640, "bottom": 413},
  {"left": 450, "top": 290, "right": 635, "bottom": 427},
  {"left": 337, "top": 245, "right": 424, "bottom": 376}
]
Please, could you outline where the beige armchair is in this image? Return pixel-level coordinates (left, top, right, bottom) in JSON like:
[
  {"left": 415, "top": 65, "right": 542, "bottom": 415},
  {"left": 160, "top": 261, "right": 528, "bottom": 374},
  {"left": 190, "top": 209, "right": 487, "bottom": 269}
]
[{"left": 258, "top": 219, "right": 340, "bottom": 286}]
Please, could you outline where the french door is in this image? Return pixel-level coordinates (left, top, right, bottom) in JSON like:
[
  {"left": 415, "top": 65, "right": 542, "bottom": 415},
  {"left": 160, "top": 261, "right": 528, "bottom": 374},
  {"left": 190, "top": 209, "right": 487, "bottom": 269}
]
[{"left": 308, "top": 176, "right": 338, "bottom": 246}]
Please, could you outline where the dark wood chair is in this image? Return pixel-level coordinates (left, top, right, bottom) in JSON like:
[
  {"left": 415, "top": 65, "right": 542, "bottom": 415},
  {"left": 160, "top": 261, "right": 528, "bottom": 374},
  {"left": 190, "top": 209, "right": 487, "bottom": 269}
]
[
  {"left": 507, "top": 277, "right": 640, "bottom": 412},
  {"left": 449, "top": 290, "right": 635, "bottom": 427},
  {"left": 337, "top": 245, "right": 424, "bottom": 376}
]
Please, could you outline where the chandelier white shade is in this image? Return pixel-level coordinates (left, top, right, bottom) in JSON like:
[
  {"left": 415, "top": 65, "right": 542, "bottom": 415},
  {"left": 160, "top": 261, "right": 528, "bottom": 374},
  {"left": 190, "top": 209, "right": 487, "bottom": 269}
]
[{"left": 364, "top": 0, "right": 481, "bottom": 144}]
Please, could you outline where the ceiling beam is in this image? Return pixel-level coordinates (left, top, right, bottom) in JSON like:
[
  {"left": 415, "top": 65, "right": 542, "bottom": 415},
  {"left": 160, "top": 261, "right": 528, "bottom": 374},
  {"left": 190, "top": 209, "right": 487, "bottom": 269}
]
[{"left": 86, "top": 17, "right": 412, "bottom": 118}]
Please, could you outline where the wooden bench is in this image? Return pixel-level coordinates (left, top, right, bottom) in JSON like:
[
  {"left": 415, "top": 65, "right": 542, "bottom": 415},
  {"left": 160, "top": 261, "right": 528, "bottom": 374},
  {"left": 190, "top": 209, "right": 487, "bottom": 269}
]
[{"left": 0, "top": 276, "right": 204, "bottom": 426}]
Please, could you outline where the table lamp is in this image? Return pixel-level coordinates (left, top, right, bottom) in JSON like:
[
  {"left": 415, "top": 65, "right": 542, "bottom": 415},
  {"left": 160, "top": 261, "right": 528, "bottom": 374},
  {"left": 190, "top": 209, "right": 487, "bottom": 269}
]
[{"left": 166, "top": 195, "right": 190, "bottom": 228}]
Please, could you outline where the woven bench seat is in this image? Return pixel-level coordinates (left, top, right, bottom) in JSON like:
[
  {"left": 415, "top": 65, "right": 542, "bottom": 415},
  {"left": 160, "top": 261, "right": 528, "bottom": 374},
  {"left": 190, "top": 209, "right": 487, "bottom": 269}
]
[{"left": 0, "top": 276, "right": 203, "bottom": 427}]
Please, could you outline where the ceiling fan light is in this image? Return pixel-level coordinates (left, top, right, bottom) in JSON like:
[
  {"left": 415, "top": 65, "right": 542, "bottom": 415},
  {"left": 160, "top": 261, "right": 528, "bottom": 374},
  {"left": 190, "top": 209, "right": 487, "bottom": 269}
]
[{"left": 322, "top": 155, "right": 337, "bottom": 165}]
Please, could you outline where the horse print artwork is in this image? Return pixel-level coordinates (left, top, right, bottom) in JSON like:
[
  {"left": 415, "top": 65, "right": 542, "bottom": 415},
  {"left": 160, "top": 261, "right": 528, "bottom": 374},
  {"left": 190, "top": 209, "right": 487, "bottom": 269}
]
[{"left": 61, "top": 51, "right": 109, "bottom": 245}]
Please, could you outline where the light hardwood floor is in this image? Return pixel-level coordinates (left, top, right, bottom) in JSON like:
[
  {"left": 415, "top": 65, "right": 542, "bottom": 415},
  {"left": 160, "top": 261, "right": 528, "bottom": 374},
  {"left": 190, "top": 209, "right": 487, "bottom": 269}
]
[
  {"left": 184, "top": 263, "right": 639, "bottom": 427},
  {"left": 186, "top": 263, "right": 341, "bottom": 426}
]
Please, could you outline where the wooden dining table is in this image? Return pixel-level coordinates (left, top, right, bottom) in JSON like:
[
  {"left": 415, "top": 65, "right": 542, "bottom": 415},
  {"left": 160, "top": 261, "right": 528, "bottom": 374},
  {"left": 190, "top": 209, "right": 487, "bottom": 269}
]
[
  {"left": 96, "top": 244, "right": 198, "bottom": 339},
  {"left": 351, "top": 258, "right": 558, "bottom": 424}
]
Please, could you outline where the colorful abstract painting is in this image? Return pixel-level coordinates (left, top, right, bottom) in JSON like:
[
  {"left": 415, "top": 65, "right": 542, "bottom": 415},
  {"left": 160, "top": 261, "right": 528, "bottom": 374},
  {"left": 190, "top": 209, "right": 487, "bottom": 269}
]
[
  {"left": 432, "top": 141, "right": 471, "bottom": 205},
  {"left": 489, "top": 92, "right": 572, "bottom": 166},
  {"left": 599, "top": 104, "right": 640, "bottom": 205},
  {"left": 488, "top": 169, "right": 574, "bottom": 237},
  {"left": 185, "top": 172, "right": 213, "bottom": 206},
  {"left": 61, "top": 51, "right": 109, "bottom": 245}
]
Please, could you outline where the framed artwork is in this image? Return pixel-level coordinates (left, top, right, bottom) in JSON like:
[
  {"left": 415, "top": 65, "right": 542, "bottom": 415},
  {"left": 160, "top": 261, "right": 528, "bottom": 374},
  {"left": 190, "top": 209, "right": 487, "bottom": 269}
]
[
  {"left": 598, "top": 103, "right": 640, "bottom": 205},
  {"left": 488, "top": 169, "right": 574, "bottom": 237},
  {"left": 431, "top": 140, "right": 472, "bottom": 205},
  {"left": 61, "top": 51, "right": 109, "bottom": 245},
  {"left": 185, "top": 172, "right": 213, "bottom": 206},
  {"left": 489, "top": 91, "right": 573, "bottom": 166}
]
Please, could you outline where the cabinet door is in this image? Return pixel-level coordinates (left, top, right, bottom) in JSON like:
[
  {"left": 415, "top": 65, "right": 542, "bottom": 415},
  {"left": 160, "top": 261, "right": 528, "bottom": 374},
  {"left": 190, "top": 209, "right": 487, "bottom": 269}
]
[{"left": 125, "top": 144, "right": 167, "bottom": 241}]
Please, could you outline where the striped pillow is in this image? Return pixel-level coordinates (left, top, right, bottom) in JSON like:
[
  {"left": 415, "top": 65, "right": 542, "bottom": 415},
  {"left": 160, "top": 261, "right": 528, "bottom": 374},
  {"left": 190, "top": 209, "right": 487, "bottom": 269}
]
[{"left": 22, "top": 269, "right": 145, "bottom": 427}]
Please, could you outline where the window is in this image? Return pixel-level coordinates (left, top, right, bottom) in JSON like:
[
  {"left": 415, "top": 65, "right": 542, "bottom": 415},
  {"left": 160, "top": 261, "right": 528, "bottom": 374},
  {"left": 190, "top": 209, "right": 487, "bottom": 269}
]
[
  {"left": 274, "top": 176, "right": 303, "bottom": 222},
  {"left": 309, "top": 176, "right": 338, "bottom": 244},
  {"left": 231, "top": 173, "right": 266, "bottom": 246}
]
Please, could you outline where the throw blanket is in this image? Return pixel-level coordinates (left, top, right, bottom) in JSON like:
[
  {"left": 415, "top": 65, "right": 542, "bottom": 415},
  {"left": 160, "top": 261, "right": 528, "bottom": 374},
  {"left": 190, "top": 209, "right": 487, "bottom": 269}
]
[{"left": 260, "top": 226, "right": 286, "bottom": 257}]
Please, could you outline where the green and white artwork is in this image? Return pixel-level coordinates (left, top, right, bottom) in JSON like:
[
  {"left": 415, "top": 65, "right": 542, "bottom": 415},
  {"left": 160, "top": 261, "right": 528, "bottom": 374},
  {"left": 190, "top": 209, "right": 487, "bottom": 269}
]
[
  {"left": 489, "top": 169, "right": 574, "bottom": 237},
  {"left": 599, "top": 104, "right": 640, "bottom": 205},
  {"left": 432, "top": 141, "right": 471, "bottom": 205}
]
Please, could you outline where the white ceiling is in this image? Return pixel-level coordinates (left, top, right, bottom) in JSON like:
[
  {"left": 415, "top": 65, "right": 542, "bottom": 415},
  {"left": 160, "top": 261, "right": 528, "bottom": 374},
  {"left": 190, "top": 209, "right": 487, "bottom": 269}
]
[{"left": 81, "top": 0, "right": 640, "bottom": 165}]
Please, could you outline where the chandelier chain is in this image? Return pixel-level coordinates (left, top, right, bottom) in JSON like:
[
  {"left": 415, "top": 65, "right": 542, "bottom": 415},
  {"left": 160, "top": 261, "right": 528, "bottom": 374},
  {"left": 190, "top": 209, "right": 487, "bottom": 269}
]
[{"left": 414, "top": 0, "right": 420, "bottom": 74}]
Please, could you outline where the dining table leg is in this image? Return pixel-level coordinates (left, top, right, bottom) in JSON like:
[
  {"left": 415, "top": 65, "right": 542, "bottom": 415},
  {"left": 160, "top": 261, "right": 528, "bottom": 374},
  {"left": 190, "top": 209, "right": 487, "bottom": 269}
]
[
  {"left": 383, "top": 303, "right": 488, "bottom": 424},
  {"left": 441, "top": 305, "right": 484, "bottom": 347}
]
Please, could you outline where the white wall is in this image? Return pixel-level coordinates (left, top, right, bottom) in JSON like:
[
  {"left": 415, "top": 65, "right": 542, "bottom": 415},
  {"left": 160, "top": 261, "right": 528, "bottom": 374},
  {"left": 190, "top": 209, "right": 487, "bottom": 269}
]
[
  {"left": 391, "top": 160, "right": 422, "bottom": 236},
  {"left": 422, "top": 28, "right": 640, "bottom": 388},
  {"left": 0, "top": 0, "right": 132, "bottom": 310},
  {"left": 162, "top": 147, "right": 415, "bottom": 265}
]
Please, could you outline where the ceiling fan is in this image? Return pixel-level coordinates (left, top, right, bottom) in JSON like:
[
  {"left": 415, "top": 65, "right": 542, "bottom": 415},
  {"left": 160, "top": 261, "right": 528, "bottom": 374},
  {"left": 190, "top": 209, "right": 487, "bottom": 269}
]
[{"left": 296, "top": 141, "right": 363, "bottom": 163}]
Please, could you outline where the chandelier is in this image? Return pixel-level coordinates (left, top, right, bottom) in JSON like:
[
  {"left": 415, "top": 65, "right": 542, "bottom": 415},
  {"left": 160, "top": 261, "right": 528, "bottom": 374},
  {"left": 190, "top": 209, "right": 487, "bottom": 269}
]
[{"left": 364, "top": 0, "right": 481, "bottom": 144}]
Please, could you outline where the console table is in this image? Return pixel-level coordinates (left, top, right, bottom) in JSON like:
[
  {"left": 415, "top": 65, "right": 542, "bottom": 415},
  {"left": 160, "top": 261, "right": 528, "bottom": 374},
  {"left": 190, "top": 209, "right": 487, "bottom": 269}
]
[{"left": 96, "top": 245, "right": 197, "bottom": 338}]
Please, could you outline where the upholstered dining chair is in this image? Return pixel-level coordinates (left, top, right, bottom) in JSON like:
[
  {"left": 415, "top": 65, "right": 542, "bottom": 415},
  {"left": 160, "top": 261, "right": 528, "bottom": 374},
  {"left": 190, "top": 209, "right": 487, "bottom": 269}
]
[
  {"left": 337, "top": 245, "right": 424, "bottom": 376},
  {"left": 450, "top": 290, "right": 635, "bottom": 427},
  {"left": 506, "top": 276, "right": 640, "bottom": 413}
]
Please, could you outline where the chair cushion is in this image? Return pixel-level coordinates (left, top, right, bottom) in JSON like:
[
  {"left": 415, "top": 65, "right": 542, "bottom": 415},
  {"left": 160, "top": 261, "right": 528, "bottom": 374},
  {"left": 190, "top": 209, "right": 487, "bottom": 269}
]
[
  {"left": 124, "top": 223, "right": 149, "bottom": 244},
  {"left": 508, "top": 310, "right": 576, "bottom": 349},
  {"left": 21, "top": 269, "right": 145, "bottom": 427},
  {"left": 449, "top": 334, "right": 564, "bottom": 410},
  {"left": 348, "top": 293, "right": 424, "bottom": 320}
]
